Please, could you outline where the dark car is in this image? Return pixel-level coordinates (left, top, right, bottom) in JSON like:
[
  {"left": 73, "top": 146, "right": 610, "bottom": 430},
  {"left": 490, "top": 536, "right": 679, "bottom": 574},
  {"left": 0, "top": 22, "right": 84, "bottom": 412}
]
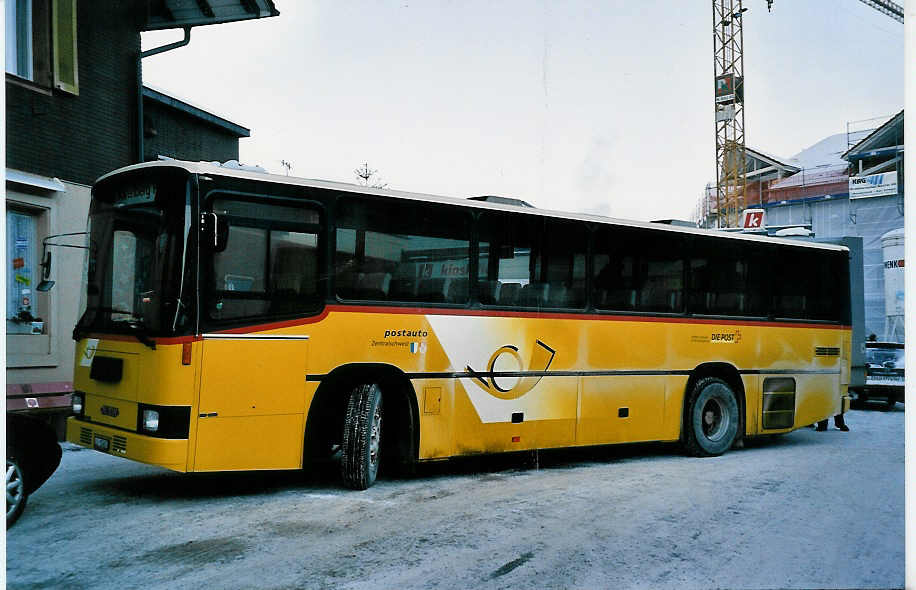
[
  {"left": 7, "top": 414, "right": 62, "bottom": 527},
  {"left": 854, "top": 342, "right": 905, "bottom": 409}
]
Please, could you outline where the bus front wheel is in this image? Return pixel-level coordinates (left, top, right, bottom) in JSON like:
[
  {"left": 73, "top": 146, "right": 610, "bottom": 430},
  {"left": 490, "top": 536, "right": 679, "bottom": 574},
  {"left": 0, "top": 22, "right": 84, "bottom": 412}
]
[
  {"left": 684, "top": 377, "right": 739, "bottom": 457},
  {"left": 340, "top": 384, "right": 383, "bottom": 490},
  {"left": 6, "top": 450, "right": 28, "bottom": 527}
]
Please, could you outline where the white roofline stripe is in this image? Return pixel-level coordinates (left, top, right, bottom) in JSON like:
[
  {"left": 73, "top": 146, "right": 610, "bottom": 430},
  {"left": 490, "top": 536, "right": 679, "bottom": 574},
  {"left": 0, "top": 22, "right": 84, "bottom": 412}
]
[{"left": 96, "top": 160, "right": 848, "bottom": 253}]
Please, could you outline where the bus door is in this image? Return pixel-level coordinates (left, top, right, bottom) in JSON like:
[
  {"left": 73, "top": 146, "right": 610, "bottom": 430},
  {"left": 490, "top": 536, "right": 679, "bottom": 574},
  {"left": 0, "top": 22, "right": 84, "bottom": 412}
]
[
  {"left": 194, "top": 193, "right": 323, "bottom": 471},
  {"left": 194, "top": 335, "right": 309, "bottom": 471}
]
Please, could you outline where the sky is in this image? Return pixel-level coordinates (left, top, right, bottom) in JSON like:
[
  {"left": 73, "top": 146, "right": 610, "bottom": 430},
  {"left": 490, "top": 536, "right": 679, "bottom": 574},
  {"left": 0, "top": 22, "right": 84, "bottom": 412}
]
[{"left": 140, "top": 0, "right": 904, "bottom": 222}]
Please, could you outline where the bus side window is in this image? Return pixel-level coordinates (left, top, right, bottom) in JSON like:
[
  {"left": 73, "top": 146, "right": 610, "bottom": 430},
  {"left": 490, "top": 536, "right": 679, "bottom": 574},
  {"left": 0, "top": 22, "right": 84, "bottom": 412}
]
[
  {"left": 689, "top": 237, "right": 771, "bottom": 318},
  {"left": 772, "top": 247, "right": 809, "bottom": 319},
  {"left": 477, "top": 213, "right": 537, "bottom": 308},
  {"left": 593, "top": 227, "right": 683, "bottom": 314},
  {"left": 594, "top": 250, "right": 637, "bottom": 310},
  {"left": 478, "top": 214, "right": 585, "bottom": 310},
  {"left": 335, "top": 197, "right": 470, "bottom": 305},
  {"left": 544, "top": 219, "right": 586, "bottom": 309},
  {"left": 208, "top": 198, "right": 321, "bottom": 321}
]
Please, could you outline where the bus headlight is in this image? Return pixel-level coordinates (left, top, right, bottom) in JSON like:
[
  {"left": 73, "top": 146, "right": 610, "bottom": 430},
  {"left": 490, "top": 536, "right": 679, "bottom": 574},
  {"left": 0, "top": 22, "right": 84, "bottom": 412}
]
[
  {"left": 142, "top": 409, "right": 160, "bottom": 432},
  {"left": 136, "top": 404, "right": 191, "bottom": 439},
  {"left": 72, "top": 392, "right": 84, "bottom": 415}
]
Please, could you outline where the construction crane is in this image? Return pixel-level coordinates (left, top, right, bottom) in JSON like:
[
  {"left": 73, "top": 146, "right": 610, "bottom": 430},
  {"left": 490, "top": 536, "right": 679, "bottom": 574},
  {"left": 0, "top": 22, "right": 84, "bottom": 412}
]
[
  {"left": 710, "top": 0, "right": 902, "bottom": 229},
  {"left": 856, "top": 0, "right": 904, "bottom": 22},
  {"left": 712, "top": 0, "right": 747, "bottom": 228}
]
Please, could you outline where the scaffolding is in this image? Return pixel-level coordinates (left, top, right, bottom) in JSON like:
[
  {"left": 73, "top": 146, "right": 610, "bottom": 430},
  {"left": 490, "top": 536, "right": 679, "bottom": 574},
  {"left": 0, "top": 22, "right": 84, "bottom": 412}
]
[{"left": 846, "top": 114, "right": 891, "bottom": 151}]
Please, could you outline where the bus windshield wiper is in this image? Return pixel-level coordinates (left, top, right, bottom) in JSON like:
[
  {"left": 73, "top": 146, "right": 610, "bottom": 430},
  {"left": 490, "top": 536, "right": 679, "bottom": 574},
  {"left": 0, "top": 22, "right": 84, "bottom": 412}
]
[
  {"left": 91, "top": 307, "right": 157, "bottom": 349},
  {"left": 124, "top": 322, "right": 157, "bottom": 350}
]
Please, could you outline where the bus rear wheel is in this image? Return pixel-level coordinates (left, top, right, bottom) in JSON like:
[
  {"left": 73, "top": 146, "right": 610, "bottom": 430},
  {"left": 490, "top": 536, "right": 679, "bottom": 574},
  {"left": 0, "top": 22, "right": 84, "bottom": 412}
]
[
  {"left": 684, "top": 377, "right": 739, "bottom": 457},
  {"left": 340, "top": 384, "right": 383, "bottom": 490}
]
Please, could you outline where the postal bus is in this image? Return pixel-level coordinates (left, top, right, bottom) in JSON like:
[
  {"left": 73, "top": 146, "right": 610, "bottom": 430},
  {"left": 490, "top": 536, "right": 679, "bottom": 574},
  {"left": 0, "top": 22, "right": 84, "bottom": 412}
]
[{"left": 66, "top": 160, "right": 852, "bottom": 489}]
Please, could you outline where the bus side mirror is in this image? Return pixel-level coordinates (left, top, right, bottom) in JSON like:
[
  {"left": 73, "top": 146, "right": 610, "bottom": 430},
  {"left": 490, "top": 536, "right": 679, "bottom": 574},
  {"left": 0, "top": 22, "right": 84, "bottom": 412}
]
[
  {"left": 200, "top": 213, "right": 229, "bottom": 252},
  {"left": 37, "top": 251, "right": 55, "bottom": 291}
]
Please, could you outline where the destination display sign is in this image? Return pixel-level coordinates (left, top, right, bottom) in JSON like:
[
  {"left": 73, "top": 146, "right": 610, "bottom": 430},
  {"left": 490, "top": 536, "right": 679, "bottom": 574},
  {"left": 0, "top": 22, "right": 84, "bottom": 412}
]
[{"left": 115, "top": 184, "right": 157, "bottom": 206}]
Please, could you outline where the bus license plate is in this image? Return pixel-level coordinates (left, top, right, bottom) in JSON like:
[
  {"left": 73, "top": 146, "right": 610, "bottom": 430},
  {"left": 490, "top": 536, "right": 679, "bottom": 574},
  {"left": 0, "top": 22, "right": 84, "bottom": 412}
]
[{"left": 94, "top": 435, "right": 111, "bottom": 452}]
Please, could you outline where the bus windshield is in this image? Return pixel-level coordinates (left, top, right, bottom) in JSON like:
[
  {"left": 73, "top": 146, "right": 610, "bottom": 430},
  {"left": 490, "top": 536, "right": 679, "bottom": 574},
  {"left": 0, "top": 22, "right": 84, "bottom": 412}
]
[{"left": 76, "top": 169, "right": 193, "bottom": 339}]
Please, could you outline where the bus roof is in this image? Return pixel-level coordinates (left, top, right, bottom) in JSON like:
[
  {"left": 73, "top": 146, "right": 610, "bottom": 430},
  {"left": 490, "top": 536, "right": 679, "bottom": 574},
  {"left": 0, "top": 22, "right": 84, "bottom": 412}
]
[{"left": 97, "top": 160, "right": 848, "bottom": 253}]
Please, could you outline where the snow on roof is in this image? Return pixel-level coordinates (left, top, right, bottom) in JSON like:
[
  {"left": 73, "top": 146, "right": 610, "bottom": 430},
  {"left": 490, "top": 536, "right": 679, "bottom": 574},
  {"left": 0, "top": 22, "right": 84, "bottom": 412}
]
[{"left": 784, "top": 133, "right": 849, "bottom": 169}]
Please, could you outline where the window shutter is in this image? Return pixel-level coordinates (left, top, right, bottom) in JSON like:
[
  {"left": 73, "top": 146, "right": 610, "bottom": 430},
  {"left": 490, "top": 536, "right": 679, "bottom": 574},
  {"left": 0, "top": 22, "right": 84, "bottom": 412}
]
[{"left": 52, "top": 0, "right": 78, "bottom": 94}]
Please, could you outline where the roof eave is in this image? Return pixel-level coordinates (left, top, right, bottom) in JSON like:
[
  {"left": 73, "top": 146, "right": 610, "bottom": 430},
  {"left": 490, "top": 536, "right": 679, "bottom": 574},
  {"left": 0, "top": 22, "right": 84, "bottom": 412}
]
[
  {"left": 745, "top": 147, "right": 800, "bottom": 172},
  {"left": 142, "top": 86, "right": 250, "bottom": 137},
  {"left": 842, "top": 110, "right": 904, "bottom": 160},
  {"left": 143, "top": 0, "right": 279, "bottom": 32}
]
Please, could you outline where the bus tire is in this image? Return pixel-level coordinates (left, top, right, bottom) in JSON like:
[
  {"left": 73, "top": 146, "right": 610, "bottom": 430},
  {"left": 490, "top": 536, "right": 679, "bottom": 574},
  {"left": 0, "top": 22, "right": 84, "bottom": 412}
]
[
  {"left": 340, "top": 384, "right": 383, "bottom": 490},
  {"left": 684, "top": 377, "right": 739, "bottom": 457}
]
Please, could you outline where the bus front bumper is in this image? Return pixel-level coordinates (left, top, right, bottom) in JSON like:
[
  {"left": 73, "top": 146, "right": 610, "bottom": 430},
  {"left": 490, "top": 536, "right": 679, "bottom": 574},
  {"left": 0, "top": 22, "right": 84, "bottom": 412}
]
[{"left": 66, "top": 417, "right": 189, "bottom": 472}]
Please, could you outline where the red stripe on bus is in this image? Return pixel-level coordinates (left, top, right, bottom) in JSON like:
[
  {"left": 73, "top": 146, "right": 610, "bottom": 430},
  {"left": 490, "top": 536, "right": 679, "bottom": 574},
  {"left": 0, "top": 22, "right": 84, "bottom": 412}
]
[
  {"left": 210, "top": 304, "right": 851, "bottom": 334},
  {"left": 85, "top": 305, "right": 850, "bottom": 343},
  {"left": 83, "top": 333, "right": 200, "bottom": 345}
]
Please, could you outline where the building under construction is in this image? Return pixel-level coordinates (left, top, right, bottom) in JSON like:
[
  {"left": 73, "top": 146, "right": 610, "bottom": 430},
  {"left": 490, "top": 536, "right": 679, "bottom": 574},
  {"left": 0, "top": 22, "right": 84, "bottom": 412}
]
[{"left": 694, "top": 111, "right": 904, "bottom": 342}]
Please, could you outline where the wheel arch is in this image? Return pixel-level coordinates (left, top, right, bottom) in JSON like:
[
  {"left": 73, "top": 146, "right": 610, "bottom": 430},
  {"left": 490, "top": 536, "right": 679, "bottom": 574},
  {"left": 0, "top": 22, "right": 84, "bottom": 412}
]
[
  {"left": 681, "top": 362, "right": 746, "bottom": 443},
  {"left": 304, "top": 363, "right": 419, "bottom": 470}
]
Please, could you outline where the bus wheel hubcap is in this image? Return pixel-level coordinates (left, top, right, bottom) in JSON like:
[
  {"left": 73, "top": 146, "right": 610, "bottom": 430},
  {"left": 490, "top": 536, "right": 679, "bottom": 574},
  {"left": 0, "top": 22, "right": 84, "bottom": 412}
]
[
  {"left": 369, "top": 406, "right": 382, "bottom": 468},
  {"left": 6, "top": 460, "right": 24, "bottom": 515},
  {"left": 702, "top": 398, "right": 727, "bottom": 441}
]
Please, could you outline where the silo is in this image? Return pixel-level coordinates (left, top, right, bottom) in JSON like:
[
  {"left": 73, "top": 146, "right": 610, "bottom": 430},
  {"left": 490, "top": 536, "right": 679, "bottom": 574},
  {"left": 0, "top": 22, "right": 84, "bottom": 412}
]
[{"left": 881, "top": 227, "right": 904, "bottom": 342}]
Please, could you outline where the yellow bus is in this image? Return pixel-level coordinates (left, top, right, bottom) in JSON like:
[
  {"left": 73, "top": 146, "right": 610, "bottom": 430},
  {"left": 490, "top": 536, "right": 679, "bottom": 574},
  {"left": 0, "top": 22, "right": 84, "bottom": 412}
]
[{"left": 67, "top": 160, "right": 852, "bottom": 489}]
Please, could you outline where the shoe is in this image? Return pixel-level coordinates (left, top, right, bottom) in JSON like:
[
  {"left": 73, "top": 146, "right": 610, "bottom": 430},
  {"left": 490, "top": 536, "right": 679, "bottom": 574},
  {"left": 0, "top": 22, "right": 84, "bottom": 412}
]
[
  {"left": 838, "top": 425, "right": 849, "bottom": 432},
  {"left": 815, "top": 425, "right": 827, "bottom": 432}
]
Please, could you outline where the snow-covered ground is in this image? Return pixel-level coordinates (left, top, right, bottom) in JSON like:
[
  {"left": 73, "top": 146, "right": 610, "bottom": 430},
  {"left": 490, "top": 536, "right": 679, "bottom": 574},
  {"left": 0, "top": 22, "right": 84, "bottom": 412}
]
[{"left": 6, "top": 404, "right": 904, "bottom": 589}]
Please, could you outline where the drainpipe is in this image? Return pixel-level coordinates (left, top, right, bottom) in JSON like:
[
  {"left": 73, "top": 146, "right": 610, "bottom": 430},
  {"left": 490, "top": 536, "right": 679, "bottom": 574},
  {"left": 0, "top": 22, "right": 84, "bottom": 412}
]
[{"left": 136, "top": 27, "right": 192, "bottom": 163}]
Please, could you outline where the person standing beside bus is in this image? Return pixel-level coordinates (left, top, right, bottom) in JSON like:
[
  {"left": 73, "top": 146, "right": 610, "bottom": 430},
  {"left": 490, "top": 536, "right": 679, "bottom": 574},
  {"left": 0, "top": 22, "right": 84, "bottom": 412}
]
[{"left": 816, "top": 413, "right": 849, "bottom": 431}]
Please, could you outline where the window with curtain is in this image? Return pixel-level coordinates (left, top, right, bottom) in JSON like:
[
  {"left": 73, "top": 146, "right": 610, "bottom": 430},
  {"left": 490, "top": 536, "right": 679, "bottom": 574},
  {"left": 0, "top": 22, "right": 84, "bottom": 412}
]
[
  {"left": 7, "top": 210, "right": 40, "bottom": 334},
  {"left": 5, "top": 0, "right": 78, "bottom": 93}
]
